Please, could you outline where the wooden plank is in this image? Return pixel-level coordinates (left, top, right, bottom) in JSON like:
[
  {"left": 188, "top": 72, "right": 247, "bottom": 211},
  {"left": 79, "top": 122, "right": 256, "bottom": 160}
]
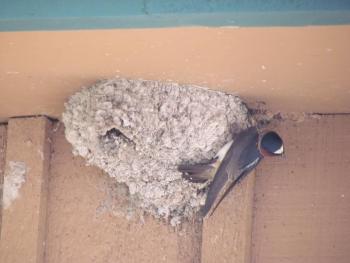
[
  {"left": 45, "top": 124, "right": 201, "bottom": 263},
  {"left": 0, "top": 117, "right": 52, "bottom": 263},
  {"left": 202, "top": 171, "right": 256, "bottom": 263},
  {"left": 1, "top": 26, "right": 350, "bottom": 123},
  {"left": 252, "top": 115, "right": 350, "bottom": 263},
  {"left": 0, "top": 125, "right": 7, "bottom": 238}
]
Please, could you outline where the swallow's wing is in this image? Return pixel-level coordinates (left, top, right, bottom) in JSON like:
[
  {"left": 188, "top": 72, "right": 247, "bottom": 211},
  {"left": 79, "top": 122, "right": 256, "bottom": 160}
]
[
  {"left": 201, "top": 127, "right": 260, "bottom": 217},
  {"left": 205, "top": 157, "right": 260, "bottom": 217},
  {"left": 178, "top": 158, "right": 217, "bottom": 183},
  {"left": 201, "top": 168, "right": 235, "bottom": 217}
]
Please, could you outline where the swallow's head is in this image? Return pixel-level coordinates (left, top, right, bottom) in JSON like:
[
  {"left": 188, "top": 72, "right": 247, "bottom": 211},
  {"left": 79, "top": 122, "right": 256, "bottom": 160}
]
[{"left": 259, "top": 131, "right": 284, "bottom": 157}]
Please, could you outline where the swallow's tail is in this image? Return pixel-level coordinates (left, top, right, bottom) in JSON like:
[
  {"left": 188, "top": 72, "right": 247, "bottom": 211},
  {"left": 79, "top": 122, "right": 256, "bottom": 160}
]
[{"left": 178, "top": 159, "right": 217, "bottom": 183}]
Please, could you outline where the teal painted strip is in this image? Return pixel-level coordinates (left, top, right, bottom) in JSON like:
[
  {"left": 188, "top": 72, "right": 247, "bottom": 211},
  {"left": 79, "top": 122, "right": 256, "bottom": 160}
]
[{"left": 1, "top": 1, "right": 350, "bottom": 31}]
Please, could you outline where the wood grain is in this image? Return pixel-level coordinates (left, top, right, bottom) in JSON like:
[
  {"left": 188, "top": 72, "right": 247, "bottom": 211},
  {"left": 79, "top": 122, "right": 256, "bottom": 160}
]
[
  {"left": 0, "top": 117, "right": 52, "bottom": 263},
  {"left": 252, "top": 115, "right": 350, "bottom": 263}
]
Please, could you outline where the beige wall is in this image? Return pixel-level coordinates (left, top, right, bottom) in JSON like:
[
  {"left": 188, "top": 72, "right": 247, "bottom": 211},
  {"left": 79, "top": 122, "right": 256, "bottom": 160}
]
[
  {"left": 252, "top": 115, "right": 350, "bottom": 263},
  {"left": 1, "top": 26, "right": 350, "bottom": 122}
]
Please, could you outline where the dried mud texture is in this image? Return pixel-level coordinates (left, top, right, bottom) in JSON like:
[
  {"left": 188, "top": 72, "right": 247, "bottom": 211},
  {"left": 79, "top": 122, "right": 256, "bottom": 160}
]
[
  {"left": 2, "top": 161, "right": 26, "bottom": 209},
  {"left": 62, "top": 78, "right": 251, "bottom": 225}
]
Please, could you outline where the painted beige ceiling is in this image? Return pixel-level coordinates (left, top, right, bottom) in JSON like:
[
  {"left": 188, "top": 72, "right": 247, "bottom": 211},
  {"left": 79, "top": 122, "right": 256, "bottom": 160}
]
[{"left": 0, "top": 26, "right": 350, "bottom": 121}]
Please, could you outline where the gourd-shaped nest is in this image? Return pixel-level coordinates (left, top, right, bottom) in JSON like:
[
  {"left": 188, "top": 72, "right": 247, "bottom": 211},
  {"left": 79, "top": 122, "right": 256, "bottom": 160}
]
[{"left": 63, "top": 78, "right": 251, "bottom": 225}]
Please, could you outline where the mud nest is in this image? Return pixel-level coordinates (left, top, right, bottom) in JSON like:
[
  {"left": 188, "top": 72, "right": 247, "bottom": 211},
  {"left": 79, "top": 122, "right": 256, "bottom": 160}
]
[{"left": 63, "top": 78, "right": 252, "bottom": 225}]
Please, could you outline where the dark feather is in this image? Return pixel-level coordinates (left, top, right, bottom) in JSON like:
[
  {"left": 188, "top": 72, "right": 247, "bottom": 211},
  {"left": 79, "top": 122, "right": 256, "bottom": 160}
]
[
  {"left": 206, "top": 161, "right": 260, "bottom": 217},
  {"left": 201, "top": 127, "right": 262, "bottom": 217},
  {"left": 201, "top": 168, "right": 230, "bottom": 216}
]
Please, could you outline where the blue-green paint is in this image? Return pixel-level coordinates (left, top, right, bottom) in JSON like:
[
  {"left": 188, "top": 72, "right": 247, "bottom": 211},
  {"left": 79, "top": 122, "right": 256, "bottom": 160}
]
[{"left": 1, "top": 0, "right": 350, "bottom": 31}]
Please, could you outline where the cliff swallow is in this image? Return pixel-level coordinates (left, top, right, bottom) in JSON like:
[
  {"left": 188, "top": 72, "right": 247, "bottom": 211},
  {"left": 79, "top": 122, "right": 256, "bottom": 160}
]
[{"left": 178, "top": 127, "right": 284, "bottom": 218}]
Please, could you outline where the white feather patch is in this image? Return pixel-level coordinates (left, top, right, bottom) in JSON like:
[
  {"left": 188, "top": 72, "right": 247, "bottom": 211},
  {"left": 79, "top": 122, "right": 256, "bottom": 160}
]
[
  {"left": 274, "top": 145, "right": 284, "bottom": 154},
  {"left": 215, "top": 140, "right": 233, "bottom": 161}
]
